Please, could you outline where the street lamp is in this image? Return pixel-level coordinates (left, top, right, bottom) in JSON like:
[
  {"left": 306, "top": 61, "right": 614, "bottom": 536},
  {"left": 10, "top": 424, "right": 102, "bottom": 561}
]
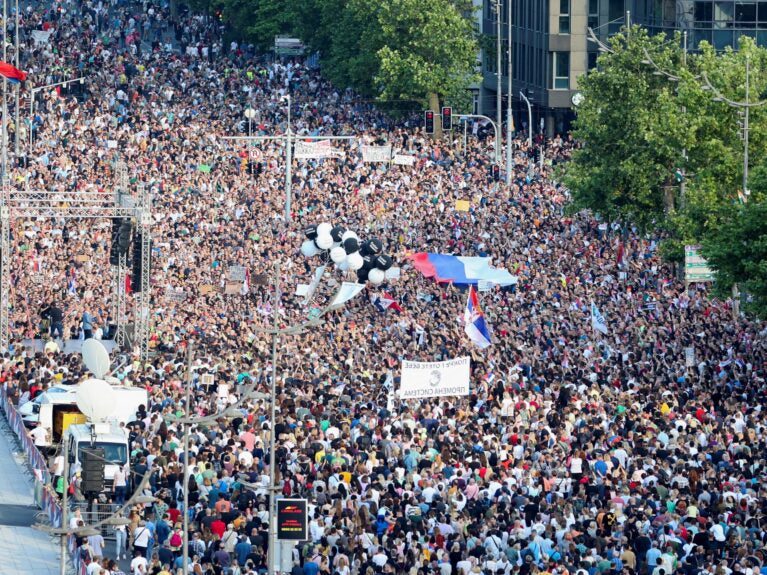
[
  {"left": 28, "top": 77, "right": 86, "bottom": 154},
  {"left": 244, "top": 108, "right": 256, "bottom": 139},
  {"left": 518, "top": 92, "right": 533, "bottom": 148}
]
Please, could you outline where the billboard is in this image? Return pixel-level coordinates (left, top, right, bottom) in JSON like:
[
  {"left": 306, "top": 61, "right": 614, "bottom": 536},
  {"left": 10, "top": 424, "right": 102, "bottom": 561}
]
[{"left": 277, "top": 499, "right": 308, "bottom": 540}]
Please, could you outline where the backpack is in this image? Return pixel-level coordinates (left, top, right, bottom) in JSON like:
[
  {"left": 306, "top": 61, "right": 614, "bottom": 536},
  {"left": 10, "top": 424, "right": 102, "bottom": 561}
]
[{"left": 170, "top": 532, "right": 183, "bottom": 549}]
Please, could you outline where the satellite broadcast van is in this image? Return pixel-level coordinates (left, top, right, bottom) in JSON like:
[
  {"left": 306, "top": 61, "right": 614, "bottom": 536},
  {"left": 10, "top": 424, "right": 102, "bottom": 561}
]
[{"left": 64, "top": 421, "right": 129, "bottom": 493}]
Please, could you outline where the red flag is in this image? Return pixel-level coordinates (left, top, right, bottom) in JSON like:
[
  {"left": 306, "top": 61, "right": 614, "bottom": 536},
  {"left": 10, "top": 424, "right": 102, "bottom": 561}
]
[
  {"left": 0, "top": 61, "right": 27, "bottom": 83},
  {"left": 616, "top": 241, "right": 624, "bottom": 267}
]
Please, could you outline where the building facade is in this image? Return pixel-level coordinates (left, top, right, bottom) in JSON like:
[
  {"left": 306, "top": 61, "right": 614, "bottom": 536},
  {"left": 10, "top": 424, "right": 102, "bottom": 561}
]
[{"left": 480, "top": 0, "right": 767, "bottom": 136}]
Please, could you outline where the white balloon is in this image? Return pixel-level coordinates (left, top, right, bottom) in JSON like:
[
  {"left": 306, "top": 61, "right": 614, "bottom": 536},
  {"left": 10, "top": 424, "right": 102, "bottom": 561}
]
[
  {"left": 338, "top": 260, "right": 350, "bottom": 271},
  {"left": 81, "top": 338, "right": 111, "bottom": 379},
  {"left": 330, "top": 246, "right": 347, "bottom": 263},
  {"left": 76, "top": 379, "right": 116, "bottom": 422},
  {"left": 341, "top": 230, "right": 359, "bottom": 242},
  {"left": 316, "top": 234, "right": 334, "bottom": 250},
  {"left": 347, "top": 251, "right": 364, "bottom": 271},
  {"left": 368, "top": 268, "right": 385, "bottom": 285},
  {"left": 317, "top": 222, "right": 332, "bottom": 237},
  {"left": 301, "top": 240, "right": 319, "bottom": 257}
]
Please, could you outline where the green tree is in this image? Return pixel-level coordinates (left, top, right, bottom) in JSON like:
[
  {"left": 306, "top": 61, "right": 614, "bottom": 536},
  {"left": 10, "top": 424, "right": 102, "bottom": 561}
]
[
  {"left": 701, "top": 198, "right": 767, "bottom": 318},
  {"left": 563, "top": 26, "right": 691, "bottom": 229}
]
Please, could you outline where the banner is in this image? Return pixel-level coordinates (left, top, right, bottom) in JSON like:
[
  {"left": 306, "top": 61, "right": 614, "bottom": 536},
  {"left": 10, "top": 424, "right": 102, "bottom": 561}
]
[
  {"left": 303, "top": 265, "right": 326, "bottom": 305},
  {"left": 294, "top": 140, "right": 343, "bottom": 159},
  {"left": 277, "top": 499, "right": 308, "bottom": 540},
  {"left": 591, "top": 302, "right": 608, "bottom": 335},
  {"left": 330, "top": 282, "right": 366, "bottom": 309},
  {"left": 362, "top": 145, "right": 391, "bottom": 163},
  {"left": 228, "top": 265, "right": 247, "bottom": 282},
  {"left": 399, "top": 357, "right": 471, "bottom": 399},
  {"left": 393, "top": 154, "right": 415, "bottom": 166},
  {"left": 455, "top": 200, "right": 471, "bottom": 212},
  {"left": 31, "top": 30, "right": 53, "bottom": 44}
]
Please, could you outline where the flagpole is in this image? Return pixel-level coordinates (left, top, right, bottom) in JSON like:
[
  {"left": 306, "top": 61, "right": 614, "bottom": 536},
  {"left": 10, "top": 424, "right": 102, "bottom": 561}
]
[
  {"left": 13, "top": 0, "right": 18, "bottom": 162},
  {"left": 2, "top": 0, "right": 7, "bottom": 182}
]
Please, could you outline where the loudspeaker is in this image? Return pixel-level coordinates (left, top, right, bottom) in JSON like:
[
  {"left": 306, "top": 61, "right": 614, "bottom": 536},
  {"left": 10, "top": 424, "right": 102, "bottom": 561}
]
[{"left": 81, "top": 447, "right": 105, "bottom": 494}]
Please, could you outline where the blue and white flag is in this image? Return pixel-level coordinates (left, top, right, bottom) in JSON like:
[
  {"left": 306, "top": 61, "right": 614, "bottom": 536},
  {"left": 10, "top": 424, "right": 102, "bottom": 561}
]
[
  {"left": 591, "top": 301, "right": 608, "bottom": 335},
  {"left": 464, "top": 286, "right": 492, "bottom": 349}
]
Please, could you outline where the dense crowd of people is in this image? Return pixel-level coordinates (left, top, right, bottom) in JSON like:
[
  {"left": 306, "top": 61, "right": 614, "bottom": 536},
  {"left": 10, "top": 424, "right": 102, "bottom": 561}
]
[{"left": 1, "top": 1, "right": 767, "bottom": 575}]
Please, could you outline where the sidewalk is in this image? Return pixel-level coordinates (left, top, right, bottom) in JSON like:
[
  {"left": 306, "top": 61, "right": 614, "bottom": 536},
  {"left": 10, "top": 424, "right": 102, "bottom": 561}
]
[{"left": 0, "top": 413, "right": 62, "bottom": 575}]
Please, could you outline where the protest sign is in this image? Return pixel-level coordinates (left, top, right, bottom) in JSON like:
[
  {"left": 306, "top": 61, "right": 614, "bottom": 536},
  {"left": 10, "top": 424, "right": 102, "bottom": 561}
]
[{"left": 399, "top": 357, "right": 471, "bottom": 399}]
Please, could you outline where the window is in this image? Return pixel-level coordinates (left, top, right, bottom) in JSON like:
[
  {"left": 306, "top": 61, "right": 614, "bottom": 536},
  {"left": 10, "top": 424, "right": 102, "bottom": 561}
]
[
  {"left": 589, "top": 0, "right": 599, "bottom": 29},
  {"left": 695, "top": 1, "right": 713, "bottom": 28},
  {"left": 735, "top": 2, "right": 757, "bottom": 24},
  {"left": 714, "top": 1, "right": 734, "bottom": 29},
  {"left": 553, "top": 52, "right": 570, "bottom": 90},
  {"left": 760, "top": 3, "right": 767, "bottom": 27},
  {"left": 559, "top": 0, "right": 570, "bottom": 33},
  {"left": 588, "top": 51, "right": 599, "bottom": 70}
]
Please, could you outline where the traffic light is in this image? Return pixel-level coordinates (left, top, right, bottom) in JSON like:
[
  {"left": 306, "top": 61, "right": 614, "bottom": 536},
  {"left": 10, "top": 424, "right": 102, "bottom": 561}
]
[
  {"left": 491, "top": 164, "right": 500, "bottom": 182},
  {"left": 424, "top": 110, "right": 435, "bottom": 134},
  {"left": 441, "top": 107, "right": 452, "bottom": 131},
  {"left": 81, "top": 447, "right": 105, "bottom": 495}
]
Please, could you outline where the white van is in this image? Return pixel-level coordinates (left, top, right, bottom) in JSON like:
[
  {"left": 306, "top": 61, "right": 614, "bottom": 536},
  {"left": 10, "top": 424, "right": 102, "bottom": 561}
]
[
  {"left": 65, "top": 422, "right": 129, "bottom": 493},
  {"left": 22, "top": 385, "right": 148, "bottom": 449}
]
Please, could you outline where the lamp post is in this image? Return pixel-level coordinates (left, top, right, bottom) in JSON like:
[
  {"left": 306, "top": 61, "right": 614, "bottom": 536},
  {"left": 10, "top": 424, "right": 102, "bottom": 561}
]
[
  {"left": 28, "top": 77, "right": 86, "bottom": 154},
  {"left": 495, "top": 0, "right": 502, "bottom": 170},
  {"left": 505, "top": 0, "right": 513, "bottom": 184},
  {"left": 456, "top": 114, "right": 501, "bottom": 164},
  {"left": 34, "top": 462, "right": 155, "bottom": 575},
  {"left": 518, "top": 92, "right": 532, "bottom": 148},
  {"left": 244, "top": 108, "right": 256, "bottom": 139}
]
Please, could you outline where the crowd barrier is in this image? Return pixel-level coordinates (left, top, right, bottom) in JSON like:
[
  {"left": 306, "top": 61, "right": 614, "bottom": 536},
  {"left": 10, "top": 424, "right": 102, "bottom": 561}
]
[{"left": 0, "top": 386, "right": 85, "bottom": 575}]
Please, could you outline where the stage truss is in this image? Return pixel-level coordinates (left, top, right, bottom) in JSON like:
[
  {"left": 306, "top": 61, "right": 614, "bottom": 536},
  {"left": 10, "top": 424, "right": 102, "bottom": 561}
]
[{"left": 0, "top": 170, "right": 152, "bottom": 360}]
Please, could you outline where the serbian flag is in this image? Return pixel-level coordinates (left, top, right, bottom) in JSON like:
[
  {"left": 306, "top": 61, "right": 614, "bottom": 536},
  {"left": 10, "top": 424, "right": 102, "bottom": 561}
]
[
  {"left": 372, "top": 292, "right": 403, "bottom": 313},
  {"left": 0, "top": 61, "right": 27, "bottom": 84},
  {"left": 464, "top": 286, "right": 492, "bottom": 349}
]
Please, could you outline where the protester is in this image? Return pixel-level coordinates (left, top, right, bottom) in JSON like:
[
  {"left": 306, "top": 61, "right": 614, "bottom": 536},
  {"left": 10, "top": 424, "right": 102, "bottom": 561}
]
[{"left": 2, "top": 1, "right": 767, "bottom": 575}]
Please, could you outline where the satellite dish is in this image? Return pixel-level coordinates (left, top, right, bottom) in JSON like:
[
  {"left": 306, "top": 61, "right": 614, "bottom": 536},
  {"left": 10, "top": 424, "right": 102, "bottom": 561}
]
[
  {"left": 76, "top": 379, "right": 116, "bottom": 422},
  {"left": 81, "top": 339, "right": 111, "bottom": 379}
]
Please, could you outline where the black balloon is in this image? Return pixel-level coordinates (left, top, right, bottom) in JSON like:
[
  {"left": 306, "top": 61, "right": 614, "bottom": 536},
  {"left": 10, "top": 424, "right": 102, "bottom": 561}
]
[
  {"left": 304, "top": 225, "right": 318, "bottom": 240},
  {"left": 359, "top": 240, "right": 372, "bottom": 257},
  {"left": 368, "top": 238, "right": 384, "bottom": 255},
  {"left": 330, "top": 226, "right": 346, "bottom": 242},
  {"left": 357, "top": 268, "right": 370, "bottom": 283},
  {"left": 375, "top": 254, "right": 393, "bottom": 271},
  {"left": 343, "top": 237, "right": 359, "bottom": 254},
  {"left": 362, "top": 255, "right": 376, "bottom": 270}
]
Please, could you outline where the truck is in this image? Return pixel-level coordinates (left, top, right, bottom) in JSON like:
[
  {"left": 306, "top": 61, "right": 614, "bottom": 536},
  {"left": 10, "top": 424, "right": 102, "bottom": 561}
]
[
  {"left": 20, "top": 385, "right": 147, "bottom": 449},
  {"left": 64, "top": 421, "right": 129, "bottom": 494}
]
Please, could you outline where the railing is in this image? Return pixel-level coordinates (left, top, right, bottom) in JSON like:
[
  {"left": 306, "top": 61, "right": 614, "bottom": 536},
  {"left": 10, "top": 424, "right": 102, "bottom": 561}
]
[{"left": 0, "top": 385, "right": 85, "bottom": 574}]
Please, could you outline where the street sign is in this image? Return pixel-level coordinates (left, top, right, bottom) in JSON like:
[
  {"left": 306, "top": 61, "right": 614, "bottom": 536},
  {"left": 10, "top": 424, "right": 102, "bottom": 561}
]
[
  {"left": 277, "top": 499, "right": 308, "bottom": 540},
  {"left": 684, "top": 245, "right": 715, "bottom": 284}
]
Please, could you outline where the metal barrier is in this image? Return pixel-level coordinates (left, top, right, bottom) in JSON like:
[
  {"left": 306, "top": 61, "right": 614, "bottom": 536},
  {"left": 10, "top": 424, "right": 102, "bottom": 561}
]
[{"left": 80, "top": 503, "right": 122, "bottom": 539}]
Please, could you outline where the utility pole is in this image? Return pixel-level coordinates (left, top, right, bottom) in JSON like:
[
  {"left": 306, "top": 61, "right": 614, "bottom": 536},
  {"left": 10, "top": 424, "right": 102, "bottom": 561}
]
[
  {"left": 222, "top": 96, "right": 354, "bottom": 223},
  {"left": 743, "top": 57, "right": 750, "bottom": 199},
  {"left": 267, "top": 261, "right": 280, "bottom": 575},
  {"left": 60, "top": 447, "right": 69, "bottom": 575},
  {"left": 13, "top": 0, "right": 18, "bottom": 161},
  {"left": 182, "top": 341, "right": 193, "bottom": 575},
  {"left": 505, "top": 0, "right": 513, "bottom": 184},
  {"left": 2, "top": 0, "right": 8, "bottom": 182},
  {"left": 495, "top": 0, "right": 502, "bottom": 171}
]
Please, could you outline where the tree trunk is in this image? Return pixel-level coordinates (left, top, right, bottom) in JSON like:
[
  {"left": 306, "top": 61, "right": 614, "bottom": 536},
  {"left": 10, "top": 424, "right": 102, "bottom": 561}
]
[{"left": 428, "top": 92, "right": 442, "bottom": 139}]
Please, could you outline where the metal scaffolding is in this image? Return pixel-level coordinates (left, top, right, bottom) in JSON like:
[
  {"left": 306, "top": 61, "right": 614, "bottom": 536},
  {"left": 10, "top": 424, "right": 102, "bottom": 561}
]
[{"left": 0, "top": 182, "right": 152, "bottom": 359}]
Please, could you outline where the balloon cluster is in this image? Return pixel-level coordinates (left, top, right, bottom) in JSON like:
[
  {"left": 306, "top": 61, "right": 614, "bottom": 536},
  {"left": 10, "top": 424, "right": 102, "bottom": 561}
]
[{"left": 300, "top": 223, "right": 396, "bottom": 286}]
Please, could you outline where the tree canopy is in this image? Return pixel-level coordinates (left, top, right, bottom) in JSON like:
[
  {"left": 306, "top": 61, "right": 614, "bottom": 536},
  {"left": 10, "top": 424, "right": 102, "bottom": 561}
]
[
  {"left": 563, "top": 29, "right": 767, "bottom": 317},
  {"left": 188, "top": 0, "right": 479, "bottom": 108}
]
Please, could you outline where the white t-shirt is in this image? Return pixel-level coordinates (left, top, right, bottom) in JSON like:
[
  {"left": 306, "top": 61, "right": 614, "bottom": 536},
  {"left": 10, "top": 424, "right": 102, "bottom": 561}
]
[
  {"left": 133, "top": 526, "right": 151, "bottom": 547},
  {"left": 30, "top": 426, "right": 48, "bottom": 447},
  {"left": 131, "top": 555, "right": 148, "bottom": 574}
]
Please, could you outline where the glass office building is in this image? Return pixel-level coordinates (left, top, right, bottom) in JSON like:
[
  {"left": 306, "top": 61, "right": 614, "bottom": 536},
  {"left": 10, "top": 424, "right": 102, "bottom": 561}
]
[{"left": 480, "top": 0, "right": 767, "bottom": 136}]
